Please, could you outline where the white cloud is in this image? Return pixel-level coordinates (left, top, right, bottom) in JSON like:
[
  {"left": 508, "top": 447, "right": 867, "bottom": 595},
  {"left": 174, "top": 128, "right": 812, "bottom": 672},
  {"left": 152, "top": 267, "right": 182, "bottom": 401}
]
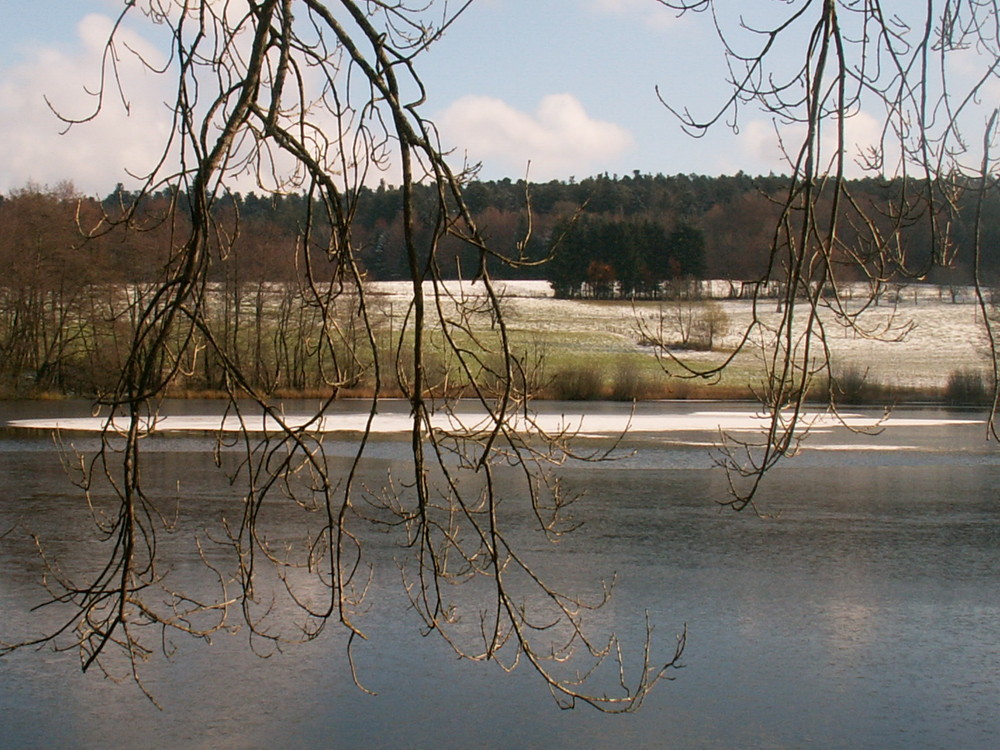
[
  {"left": 734, "top": 110, "right": 892, "bottom": 178},
  {"left": 0, "top": 14, "right": 173, "bottom": 195},
  {"left": 588, "top": 0, "right": 682, "bottom": 30},
  {"left": 436, "top": 93, "right": 633, "bottom": 180}
]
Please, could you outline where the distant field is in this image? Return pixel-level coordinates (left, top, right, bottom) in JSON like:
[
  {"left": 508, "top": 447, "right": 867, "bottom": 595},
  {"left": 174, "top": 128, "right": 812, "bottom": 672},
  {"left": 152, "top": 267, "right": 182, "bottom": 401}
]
[
  {"left": 15, "top": 278, "right": 979, "bottom": 401},
  {"left": 367, "top": 280, "right": 991, "bottom": 398}
]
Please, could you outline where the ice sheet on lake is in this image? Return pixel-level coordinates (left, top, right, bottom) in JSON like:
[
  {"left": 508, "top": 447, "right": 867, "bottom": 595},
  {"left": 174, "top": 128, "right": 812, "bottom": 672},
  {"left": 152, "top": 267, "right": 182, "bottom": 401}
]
[{"left": 5, "top": 410, "right": 979, "bottom": 437}]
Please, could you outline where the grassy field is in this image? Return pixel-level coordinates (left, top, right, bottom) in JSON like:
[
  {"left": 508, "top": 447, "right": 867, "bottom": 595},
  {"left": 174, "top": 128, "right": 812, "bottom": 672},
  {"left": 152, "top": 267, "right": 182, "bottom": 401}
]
[
  {"left": 368, "top": 280, "right": 992, "bottom": 403},
  {"left": 9, "top": 279, "right": 987, "bottom": 403}
]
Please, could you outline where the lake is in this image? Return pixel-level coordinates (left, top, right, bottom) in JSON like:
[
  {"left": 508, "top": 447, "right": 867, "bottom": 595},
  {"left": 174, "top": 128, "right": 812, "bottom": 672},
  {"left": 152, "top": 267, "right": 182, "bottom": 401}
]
[{"left": 1, "top": 399, "right": 998, "bottom": 748}]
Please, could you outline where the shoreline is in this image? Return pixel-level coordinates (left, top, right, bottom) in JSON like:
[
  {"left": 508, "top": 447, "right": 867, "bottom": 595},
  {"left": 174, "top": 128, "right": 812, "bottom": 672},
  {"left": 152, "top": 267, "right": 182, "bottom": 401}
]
[{"left": 0, "top": 383, "right": 992, "bottom": 407}]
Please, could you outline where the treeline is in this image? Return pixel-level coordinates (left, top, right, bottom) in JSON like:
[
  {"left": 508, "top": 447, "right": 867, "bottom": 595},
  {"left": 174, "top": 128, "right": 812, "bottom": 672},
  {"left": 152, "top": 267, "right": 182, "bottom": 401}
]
[
  {"left": 6, "top": 171, "right": 998, "bottom": 287},
  {"left": 220, "top": 172, "right": 1000, "bottom": 294}
]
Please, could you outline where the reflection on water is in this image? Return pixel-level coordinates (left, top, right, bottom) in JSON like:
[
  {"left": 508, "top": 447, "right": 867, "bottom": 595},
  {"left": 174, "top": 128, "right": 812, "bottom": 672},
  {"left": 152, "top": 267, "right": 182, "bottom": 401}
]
[{"left": 1, "top": 401, "right": 999, "bottom": 748}]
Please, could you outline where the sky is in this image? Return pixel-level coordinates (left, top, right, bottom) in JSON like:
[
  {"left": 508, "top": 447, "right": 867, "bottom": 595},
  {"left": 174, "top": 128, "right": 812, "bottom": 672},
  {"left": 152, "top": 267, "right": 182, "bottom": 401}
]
[{"left": 0, "top": 0, "right": 983, "bottom": 196}]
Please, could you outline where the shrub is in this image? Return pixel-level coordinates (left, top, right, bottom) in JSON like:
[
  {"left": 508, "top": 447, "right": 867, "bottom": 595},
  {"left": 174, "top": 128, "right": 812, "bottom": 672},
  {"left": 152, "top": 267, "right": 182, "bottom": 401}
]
[
  {"left": 829, "top": 365, "right": 889, "bottom": 405},
  {"left": 609, "top": 359, "right": 650, "bottom": 401},
  {"left": 690, "top": 301, "right": 729, "bottom": 351},
  {"left": 550, "top": 367, "right": 604, "bottom": 400},
  {"left": 944, "top": 369, "right": 992, "bottom": 406}
]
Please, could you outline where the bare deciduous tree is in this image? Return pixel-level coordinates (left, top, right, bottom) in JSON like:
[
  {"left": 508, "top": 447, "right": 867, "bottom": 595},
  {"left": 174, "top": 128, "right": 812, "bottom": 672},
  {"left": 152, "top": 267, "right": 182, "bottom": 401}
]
[
  {"left": 654, "top": 0, "right": 1000, "bottom": 508},
  {"left": 1, "top": 0, "right": 682, "bottom": 710}
]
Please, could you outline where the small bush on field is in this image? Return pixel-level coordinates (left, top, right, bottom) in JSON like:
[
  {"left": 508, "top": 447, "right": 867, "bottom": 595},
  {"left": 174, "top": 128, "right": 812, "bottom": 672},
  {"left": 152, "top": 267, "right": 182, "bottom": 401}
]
[
  {"left": 828, "top": 365, "right": 889, "bottom": 405},
  {"left": 945, "top": 369, "right": 991, "bottom": 405},
  {"left": 644, "top": 300, "right": 730, "bottom": 352},
  {"left": 834, "top": 366, "right": 868, "bottom": 403},
  {"left": 609, "top": 360, "right": 650, "bottom": 401},
  {"left": 689, "top": 301, "right": 729, "bottom": 351},
  {"left": 550, "top": 368, "right": 604, "bottom": 400}
]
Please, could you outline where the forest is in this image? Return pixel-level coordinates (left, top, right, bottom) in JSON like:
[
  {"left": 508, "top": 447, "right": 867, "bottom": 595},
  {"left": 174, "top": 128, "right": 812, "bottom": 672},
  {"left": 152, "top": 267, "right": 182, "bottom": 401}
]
[{"left": 6, "top": 171, "right": 999, "bottom": 283}]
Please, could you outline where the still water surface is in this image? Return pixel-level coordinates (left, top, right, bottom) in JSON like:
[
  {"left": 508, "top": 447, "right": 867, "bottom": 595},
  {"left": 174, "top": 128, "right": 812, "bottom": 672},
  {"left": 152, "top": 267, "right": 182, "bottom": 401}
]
[{"left": 1, "top": 400, "right": 998, "bottom": 748}]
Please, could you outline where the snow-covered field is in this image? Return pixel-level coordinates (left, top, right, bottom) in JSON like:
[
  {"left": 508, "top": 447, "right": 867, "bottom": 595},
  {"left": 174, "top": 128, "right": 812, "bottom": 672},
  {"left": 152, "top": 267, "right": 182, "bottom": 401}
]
[{"left": 367, "top": 280, "right": 990, "bottom": 389}]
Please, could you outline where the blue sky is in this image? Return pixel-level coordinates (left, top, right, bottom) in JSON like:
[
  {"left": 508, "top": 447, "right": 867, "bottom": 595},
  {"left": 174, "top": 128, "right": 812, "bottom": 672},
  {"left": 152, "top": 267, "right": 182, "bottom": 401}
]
[{"left": 0, "top": 0, "right": 952, "bottom": 194}]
